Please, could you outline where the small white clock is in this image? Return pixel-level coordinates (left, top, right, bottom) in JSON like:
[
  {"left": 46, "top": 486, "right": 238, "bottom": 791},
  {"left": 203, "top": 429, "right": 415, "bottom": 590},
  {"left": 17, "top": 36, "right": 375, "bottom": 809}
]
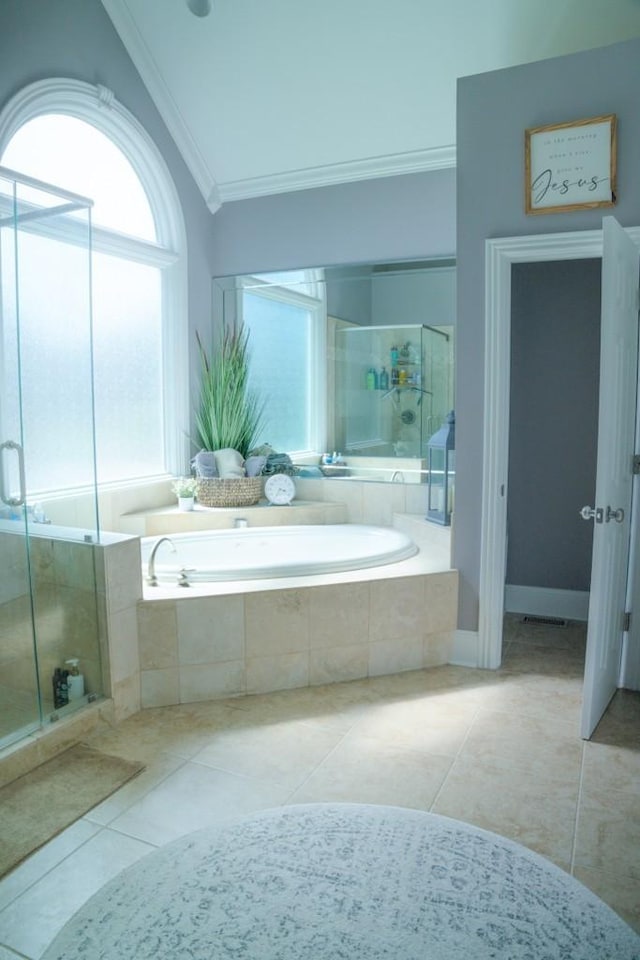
[{"left": 264, "top": 473, "right": 296, "bottom": 505}]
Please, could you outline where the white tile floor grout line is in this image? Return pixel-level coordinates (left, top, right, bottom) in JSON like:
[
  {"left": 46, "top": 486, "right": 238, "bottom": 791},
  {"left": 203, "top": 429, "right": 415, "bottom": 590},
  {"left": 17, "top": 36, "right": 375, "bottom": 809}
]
[
  {"left": 427, "top": 703, "right": 482, "bottom": 813},
  {"left": 283, "top": 722, "right": 359, "bottom": 801}
]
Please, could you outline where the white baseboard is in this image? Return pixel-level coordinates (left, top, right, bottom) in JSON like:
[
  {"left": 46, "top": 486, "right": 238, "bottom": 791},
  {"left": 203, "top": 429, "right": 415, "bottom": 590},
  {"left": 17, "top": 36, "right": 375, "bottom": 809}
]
[
  {"left": 449, "top": 630, "right": 480, "bottom": 668},
  {"left": 505, "top": 585, "right": 589, "bottom": 622}
]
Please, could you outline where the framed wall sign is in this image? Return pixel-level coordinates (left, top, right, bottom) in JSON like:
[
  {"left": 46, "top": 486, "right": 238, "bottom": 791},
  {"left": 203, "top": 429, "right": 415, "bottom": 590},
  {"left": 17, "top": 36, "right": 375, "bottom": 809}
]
[{"left": 525, "top": 114, "right": 617, "bottom": 215}]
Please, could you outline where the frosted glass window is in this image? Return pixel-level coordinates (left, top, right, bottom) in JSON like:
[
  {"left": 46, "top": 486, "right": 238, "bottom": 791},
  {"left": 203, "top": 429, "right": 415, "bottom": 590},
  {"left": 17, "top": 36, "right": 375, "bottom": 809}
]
[
  {"left": 2, "top": 115, "right": 156, "bottom": 241},
  {"left": 1, "top": 227, "right": 96, "bottom": 491},
  {"left": 243, "top": 292, "right": 312, "bottom": 452},
  {"left": 0, "top": 93, "right": 183, "bottom": 493},
  {"left": 91, "top": 253, "right": 164, "bottom": 482}
]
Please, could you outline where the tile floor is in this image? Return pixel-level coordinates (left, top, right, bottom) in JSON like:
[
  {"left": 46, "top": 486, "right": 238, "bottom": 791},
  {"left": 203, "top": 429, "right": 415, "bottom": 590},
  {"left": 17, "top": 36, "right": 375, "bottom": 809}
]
[{"left": 0, "top": 614, "right": 639, "bottom": 957}]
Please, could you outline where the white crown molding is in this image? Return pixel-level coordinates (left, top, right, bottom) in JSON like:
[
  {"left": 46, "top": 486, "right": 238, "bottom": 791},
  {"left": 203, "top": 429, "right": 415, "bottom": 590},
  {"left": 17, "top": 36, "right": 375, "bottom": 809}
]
[
  {"left": 217, "top": 144, "right": 457, "bottom": 202},
  {"left": 105, "top": 1, "right": 455, "bottom": 209},
  {"left": 100, "top": 0, "right": 222, "bottom": 214}
]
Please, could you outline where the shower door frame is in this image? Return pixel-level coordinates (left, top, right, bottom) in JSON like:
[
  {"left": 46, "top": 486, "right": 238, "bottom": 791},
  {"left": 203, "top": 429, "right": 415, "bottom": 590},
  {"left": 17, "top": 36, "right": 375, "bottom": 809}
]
[{"left": 0, "top": 166, "right": 95, "bottom": 748}]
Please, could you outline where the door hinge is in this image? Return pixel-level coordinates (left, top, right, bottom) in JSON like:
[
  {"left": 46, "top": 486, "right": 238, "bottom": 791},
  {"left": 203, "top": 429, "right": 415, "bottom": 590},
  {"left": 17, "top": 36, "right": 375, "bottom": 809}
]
[
  {"left": 633, "top": 454, "right": 640, "bottom": 475},
  {"left": 623, "top": 611, "right": 632, "bottom": 633}
]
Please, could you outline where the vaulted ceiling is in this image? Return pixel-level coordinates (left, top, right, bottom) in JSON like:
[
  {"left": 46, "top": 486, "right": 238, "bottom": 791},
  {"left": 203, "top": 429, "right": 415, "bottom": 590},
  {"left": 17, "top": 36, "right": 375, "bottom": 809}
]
[{"left": 101, "top": 0, "right": 640, "bottom": 212}]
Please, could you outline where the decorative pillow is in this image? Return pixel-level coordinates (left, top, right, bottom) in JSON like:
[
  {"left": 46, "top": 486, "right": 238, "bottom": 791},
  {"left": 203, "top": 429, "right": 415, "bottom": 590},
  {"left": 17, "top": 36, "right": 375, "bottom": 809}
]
[
  {"left": 244, "top": 455, "right": 267, "bottom": 477},
  {"left": 214, "top": 448, "right": 245, "bottom": 478}
]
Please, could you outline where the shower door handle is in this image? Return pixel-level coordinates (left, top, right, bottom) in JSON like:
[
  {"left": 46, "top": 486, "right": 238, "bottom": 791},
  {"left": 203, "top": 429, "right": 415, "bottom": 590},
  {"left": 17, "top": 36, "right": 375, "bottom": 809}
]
[{"left": 0, "top": 440, "right": 26, "bottom": 506}]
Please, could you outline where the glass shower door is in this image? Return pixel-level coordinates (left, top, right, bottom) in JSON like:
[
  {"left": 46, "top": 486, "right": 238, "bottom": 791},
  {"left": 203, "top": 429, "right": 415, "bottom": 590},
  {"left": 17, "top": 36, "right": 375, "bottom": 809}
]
[
  {"left": 0, "top": 432, "right": 39, "bottom": 746},
  {"left": 0, "top": 171, "right": 41, "bottom": 746},
  {"left": 421, "top": 325, "right": 454, "bottom": 443},
  {"left": 0, "top": 168, "right": 99, "bottom": 749}
]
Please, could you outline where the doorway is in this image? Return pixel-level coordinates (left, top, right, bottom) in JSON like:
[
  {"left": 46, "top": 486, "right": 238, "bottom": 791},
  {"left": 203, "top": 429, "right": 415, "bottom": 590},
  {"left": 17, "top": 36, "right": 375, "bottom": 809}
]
[
  {"left": 479, "top": 226, "right": 640, "bottom": 689},
  {"left": 505, "top": 258, "right": 600, "bottom": 623}
]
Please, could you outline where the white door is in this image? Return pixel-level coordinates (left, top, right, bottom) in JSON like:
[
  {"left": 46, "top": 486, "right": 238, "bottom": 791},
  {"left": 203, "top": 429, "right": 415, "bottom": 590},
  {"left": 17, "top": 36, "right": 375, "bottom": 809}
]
[{"left": 581, "top": 217, "right": 640, "bottom": 739}]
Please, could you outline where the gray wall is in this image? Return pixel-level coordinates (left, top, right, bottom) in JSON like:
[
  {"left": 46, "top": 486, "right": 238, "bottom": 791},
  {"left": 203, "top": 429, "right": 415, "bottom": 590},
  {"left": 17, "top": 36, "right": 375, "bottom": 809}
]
[
  {"left": 507, "top": 259, "right": 600, "bottom": 591},
  {"left": 326, "top": 264, "right": 456, "bottom": 330},
  {"left": 0, "top": 0, "right": 215, "bottom": 371},
  {"left": 325, "top": 267, "right": 373, "bottom": 327},
  {"left": 210, "top": 169, "right": 456, "bottom": 278},
  {"left": 456, "top": 37, "right": 640, "bottom": 630},
  {"left": 371, "top": 267, "right": 456, "bottom": 328}
]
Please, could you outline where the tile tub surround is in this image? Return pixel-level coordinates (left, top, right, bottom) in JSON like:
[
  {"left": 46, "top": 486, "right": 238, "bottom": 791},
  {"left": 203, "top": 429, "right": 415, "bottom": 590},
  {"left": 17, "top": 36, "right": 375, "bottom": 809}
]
[
  {"left": 112, "top": 477, "right": 429, "bottom": 537},
  {"left": 35, "top": 476, "right": 429, "bottom": 538},
  {"left": 137, "top": 567, "right": 458, "bottom": 707},
  {"left": 118, "top": 499, "right": 348, "bottom": 536},
  {"left": 1, "top": 514, "right": 450, "bottom": 784}
]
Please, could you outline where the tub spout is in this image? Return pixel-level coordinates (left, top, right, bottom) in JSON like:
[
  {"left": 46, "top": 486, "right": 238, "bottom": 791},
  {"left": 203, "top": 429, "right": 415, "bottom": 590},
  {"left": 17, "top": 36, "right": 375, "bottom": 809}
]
[{"left": 147, "top": 536, "right": 176, "bottom": 586}]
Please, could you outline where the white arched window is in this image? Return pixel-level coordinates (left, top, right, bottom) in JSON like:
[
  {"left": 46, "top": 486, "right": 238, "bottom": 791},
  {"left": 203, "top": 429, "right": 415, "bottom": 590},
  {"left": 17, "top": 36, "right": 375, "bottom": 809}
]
[{"left": 0, "top": 79, "right": 188, "bottom": 488}]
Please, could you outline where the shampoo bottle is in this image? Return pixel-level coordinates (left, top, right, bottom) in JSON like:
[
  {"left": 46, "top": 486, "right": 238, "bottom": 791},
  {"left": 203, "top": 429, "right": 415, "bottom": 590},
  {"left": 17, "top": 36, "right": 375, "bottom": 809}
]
[
  {"left": 366, "top": 368, "right": 376, "bottom": 390},
  {"left": 379, "top": 367, "right": 389, "bottom": 390}
]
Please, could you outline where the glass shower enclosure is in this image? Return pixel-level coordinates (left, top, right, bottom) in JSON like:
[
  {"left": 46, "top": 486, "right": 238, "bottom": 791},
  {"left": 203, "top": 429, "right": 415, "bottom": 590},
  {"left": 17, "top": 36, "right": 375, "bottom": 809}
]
[
  {"left": 334, "top": 324, "right": 453, "bottom": 461},
  {"left": 0, "top": 167, "right": 103, "bottom": 750}
]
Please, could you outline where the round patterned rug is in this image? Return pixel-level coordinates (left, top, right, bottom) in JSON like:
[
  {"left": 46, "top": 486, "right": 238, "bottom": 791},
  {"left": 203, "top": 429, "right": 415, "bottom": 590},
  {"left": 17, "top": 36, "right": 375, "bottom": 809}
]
[{"left": 43, "top": 803, "right": 639, "bottom": 959}]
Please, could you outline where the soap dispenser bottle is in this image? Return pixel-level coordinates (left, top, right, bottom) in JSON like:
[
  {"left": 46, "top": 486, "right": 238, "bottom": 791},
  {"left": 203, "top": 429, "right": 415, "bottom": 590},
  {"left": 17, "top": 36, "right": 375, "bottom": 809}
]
[{"left": 65, "top": 658, "right": 85, "bottom": 701}]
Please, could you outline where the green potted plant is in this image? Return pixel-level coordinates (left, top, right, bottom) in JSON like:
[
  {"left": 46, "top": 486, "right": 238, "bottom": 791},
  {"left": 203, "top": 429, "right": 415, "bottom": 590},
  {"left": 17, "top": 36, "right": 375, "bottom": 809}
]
[
  {"left": 171, "top": 476, "right": 197, "bottom": 511},
  {"left": 193, "top": 324, "right": 266, "bottom": 507},
  {"left": 194, "top": 324, "right": 264, "bottom": 456}
]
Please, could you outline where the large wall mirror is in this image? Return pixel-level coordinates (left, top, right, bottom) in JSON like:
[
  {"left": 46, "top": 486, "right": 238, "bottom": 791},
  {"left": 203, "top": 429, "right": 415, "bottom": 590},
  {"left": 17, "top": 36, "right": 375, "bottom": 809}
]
[{"left": 212, "top": 258, "right": 455, "bottom": 484}]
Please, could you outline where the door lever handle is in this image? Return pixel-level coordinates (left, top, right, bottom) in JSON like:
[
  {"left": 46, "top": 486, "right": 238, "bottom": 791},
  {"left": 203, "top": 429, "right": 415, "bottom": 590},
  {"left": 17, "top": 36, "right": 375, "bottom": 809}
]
[
  {"left": 580, "top": 505, "right": 603, "bottom": 523},
  {"left": 605, "top": 506, "right": 624, "bottom": 523}
]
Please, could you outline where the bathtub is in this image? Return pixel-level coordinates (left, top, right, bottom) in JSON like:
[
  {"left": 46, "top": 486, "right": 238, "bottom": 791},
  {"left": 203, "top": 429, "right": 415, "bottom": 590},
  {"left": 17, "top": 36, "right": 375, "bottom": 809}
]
[{"left": 140, "top": 523, "right": 418, "bottom": 584}]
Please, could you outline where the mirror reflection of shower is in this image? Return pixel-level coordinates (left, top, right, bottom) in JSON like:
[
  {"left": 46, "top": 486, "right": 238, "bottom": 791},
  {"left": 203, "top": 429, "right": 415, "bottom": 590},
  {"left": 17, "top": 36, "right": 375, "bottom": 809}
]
[
  {"left": 334, "top": 324, "right": 452, "bottom": 463},
  {"left": 214, "top": 258, "right": 455, "bottom": 484}
]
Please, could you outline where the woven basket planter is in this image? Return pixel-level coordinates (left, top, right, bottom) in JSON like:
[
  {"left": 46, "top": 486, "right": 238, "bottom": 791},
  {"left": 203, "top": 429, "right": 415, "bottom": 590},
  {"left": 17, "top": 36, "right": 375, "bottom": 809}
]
[{"left": 196, "top": 476, "right": 263, "bottom": 508}]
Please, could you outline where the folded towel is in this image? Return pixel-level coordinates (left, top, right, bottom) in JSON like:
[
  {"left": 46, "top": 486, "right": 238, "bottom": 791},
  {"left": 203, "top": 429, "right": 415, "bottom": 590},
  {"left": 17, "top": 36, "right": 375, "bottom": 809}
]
[
  {"left": 244, "top": 455, "right": 267, "bottom": 477},
  {"left": 192, "top": 450, "right": 218, "bottom": 478},
  {"left": 248, "top": 443, "right": 276, "bottom": 459},
  {"left": 262, "top": 452, "right": 296, "bottom": 477},
  {"left": 214, "top": 448, "right": 246, "bottom": 479}
]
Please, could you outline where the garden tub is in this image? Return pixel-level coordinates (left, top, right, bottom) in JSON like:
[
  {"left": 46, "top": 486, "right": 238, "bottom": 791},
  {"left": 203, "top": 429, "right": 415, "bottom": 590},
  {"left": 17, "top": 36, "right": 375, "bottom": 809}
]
[{"left": 141, "top": 523, "right": 418, "bottom": 584}]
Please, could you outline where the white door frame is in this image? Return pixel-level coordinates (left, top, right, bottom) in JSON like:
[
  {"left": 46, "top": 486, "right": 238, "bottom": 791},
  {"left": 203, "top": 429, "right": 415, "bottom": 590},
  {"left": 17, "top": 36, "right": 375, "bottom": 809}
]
[{"left": 479, "top": 225, "right": 640, "bottom": 673}]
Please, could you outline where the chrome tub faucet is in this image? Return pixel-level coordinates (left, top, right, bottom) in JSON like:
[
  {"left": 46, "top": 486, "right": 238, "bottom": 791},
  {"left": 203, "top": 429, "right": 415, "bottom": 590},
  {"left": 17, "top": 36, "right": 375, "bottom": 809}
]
[{"left": 147, "top": 536, "right": 176, "bottom": 586}]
